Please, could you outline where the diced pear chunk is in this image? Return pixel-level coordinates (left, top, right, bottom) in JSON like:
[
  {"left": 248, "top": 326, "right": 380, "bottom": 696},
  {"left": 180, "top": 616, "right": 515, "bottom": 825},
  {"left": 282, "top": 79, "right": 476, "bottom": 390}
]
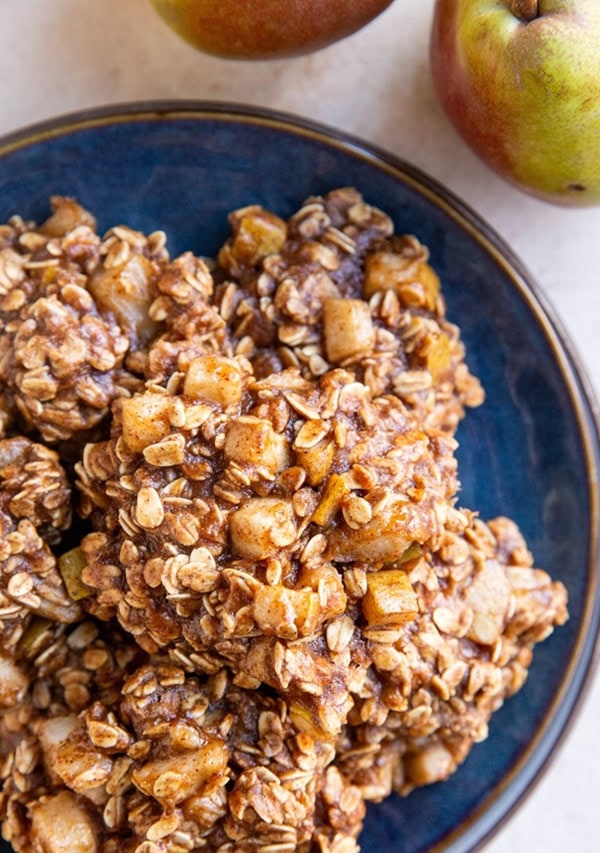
[
  {"left": 30, "top": 791, "right": 98, "bottom": 853},
  {"left": 40, "top": 196, "right": 96, "bottom": 237},
  {"left": 405, "top": 744, "right": 454, "bottom": 787},
  {"left": 252, "top": 585, "right": 321, "bottom": 638},
  {"left": 224, "top": 417, "right": 290, "bottom": 473},
  {"left": 364, "top": 251, "right": 441, "bottom": 309},
  {"left": 39, "top": 715, "right": 79, "bottom": 749},
  {"left": 39, "top": 716, "right": 112, "bottom": 794},
  {"left": 425, "top": 332, "right": 451, "bottom": 382},
  {"left": 294, "top": 439, "right": 335, "bottom": 487},
  {"left": 132, "top": 736, "right": 228, "bottom": 806},
  {"left": 465, "top": 558, "right": 511, "bottom": 645},
  {"left": 362, "top": 570, "right": 418, "bottom": 628},
  {"left": 228, "top": 208, "right": 287, "bottom": 266},
  {"left": 0, "top": 654, "right": 29, "bottom": 708},
  {"left": 322, "top": 298, "right": 375, "bottom": 363},
  {"left": 328, "top": 500, "right": 428, "bottom": 564},
  {"left": 230, "top": 498, "right": 297, "bottom": 559},
  {"left": 89, "top": 253, "right": 158, "bottom": 346},
  {"left": 297, "top": 562, "right": 347, "bottom": 621},
  {"left": 121, "top": 393, "right": 181, "bottom": 452},
  {"left": 183, "top": 355, "right": 243, "bottom": 407}
]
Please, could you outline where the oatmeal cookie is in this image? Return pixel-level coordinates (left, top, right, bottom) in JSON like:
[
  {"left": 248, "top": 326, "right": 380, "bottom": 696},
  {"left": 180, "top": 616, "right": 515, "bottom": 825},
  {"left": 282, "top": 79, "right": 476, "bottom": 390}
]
[
  {"left": 0, "top": 197, "right": 168, "bottom": 442},
  {"left": 0, "top": 622, "right": 363, "bottom": 853},
  {"left": 0, "top": 436, "right": 78, "bottom": 655},
  {"left": 76, "top": 357, "right": 458, "bottom": 736},
  {"left": 215, "top": 188, "right": 484, "bottom": 432},
  {"left": 336, "top": 514, "right": 568, "bottom": 799}
]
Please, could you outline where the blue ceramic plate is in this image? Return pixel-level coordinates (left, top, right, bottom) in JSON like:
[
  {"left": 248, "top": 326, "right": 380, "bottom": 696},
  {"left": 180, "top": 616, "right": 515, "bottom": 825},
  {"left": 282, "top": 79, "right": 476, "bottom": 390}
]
[{"left": 0, "top": 102, "right": 598, "bottom": 853}]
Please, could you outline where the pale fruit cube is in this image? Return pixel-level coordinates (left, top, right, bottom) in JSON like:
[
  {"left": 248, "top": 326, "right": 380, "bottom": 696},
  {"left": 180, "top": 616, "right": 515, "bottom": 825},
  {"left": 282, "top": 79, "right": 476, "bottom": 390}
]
[
  {"left": 252, "top": 585, "right": 320, "bottom": 638},
  {"left": 405, "top": 744, "right": 454, "bottom": 787},
  {"left": 364, "top": 251, "right": 440, "bottom": 309},
  {"left": 229, "top": 207, "right": 287, "bottom": 265},
  {"left": 89, "top": 253, "right": 158, "bottom": 345},
  {"left": 327, "top": 499, "right": 432, "bottom": 564},
  {"left": 30, "top": 791, "right": 98, "bottom": 853},
  {"left": 0, "top": 654, "right": 29, "bottom": 708},
  {"left": 230, "top": 498, "right": 296, "bottom": 559},
  {"left": 322, "top": 298, "right": 375, "bottom": 363},
  {"left": 224, "top": 416, "right": 290, "bottom": 473},
  {"left": 183, "top": 355, "right": 243, "bottom": 407},
  {"left": 132, "top": 736, "right": 228, "bottom": 806},
  {"left": 121, "top": 393, "right": 180, "bottom": 452},
  {"left": 362, "top": 570, "right": 418, "bottom": 627},
  {"left": 465, "top": 558, "right": 511, "bottom": 645},
  {"left": 294, "top": 439, "right": 335, "bottom": 487},
  {"left": 39, "top": 716, "right": 112, "bottom": 794}
]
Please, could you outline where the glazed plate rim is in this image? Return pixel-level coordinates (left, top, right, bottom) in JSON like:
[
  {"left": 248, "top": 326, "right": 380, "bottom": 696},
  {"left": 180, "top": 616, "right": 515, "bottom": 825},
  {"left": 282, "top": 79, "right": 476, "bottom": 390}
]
[{"left": 0, "top": 100, "right": 599, "bottom": 853}]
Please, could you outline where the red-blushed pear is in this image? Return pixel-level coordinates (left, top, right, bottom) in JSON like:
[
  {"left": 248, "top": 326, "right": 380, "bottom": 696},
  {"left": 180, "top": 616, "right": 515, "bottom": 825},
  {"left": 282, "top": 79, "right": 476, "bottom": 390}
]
[
  {"left": 430, "top": 0, "right": 600, "bottom": 206},
  {"left": 148, "top": 0, "right": 393, "bottom": 59}
]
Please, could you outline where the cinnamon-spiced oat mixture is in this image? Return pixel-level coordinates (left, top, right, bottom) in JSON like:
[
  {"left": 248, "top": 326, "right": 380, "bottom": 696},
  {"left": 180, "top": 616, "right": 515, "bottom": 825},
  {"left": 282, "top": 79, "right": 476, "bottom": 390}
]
[{"left": 0, "top": 189, "right": 567, "bottom": 852}]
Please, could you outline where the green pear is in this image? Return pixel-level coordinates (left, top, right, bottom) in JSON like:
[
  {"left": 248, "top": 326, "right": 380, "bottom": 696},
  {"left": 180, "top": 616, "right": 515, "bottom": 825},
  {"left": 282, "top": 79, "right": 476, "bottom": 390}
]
[
  {"left": 149, "top": 0, "right": 393, "bottom": 60},
  {"left": 430, "top": 0, "right": 600, "bottom": 206}
]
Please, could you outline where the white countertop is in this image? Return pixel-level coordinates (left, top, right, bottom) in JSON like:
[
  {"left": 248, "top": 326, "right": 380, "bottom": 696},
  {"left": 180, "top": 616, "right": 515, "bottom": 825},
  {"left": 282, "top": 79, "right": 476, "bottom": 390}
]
[{"left": 1, "top": 1, "right": 599, "bottom": 851}]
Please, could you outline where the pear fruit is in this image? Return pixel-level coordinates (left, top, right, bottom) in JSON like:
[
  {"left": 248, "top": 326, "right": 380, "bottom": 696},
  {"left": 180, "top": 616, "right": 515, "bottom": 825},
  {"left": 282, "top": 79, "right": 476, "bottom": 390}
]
[
  {"left": 149, "top": 0, "right": 393, "bottom": 60},
  {"left": 430, "top": 0, "right": 600, "bottom": 206}
]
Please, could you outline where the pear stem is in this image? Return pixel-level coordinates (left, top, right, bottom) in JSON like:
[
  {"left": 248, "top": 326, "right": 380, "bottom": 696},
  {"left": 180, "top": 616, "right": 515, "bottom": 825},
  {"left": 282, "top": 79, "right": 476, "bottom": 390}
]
[{"left": 511, "top": 0, "right": 539, "bottom": 21}]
